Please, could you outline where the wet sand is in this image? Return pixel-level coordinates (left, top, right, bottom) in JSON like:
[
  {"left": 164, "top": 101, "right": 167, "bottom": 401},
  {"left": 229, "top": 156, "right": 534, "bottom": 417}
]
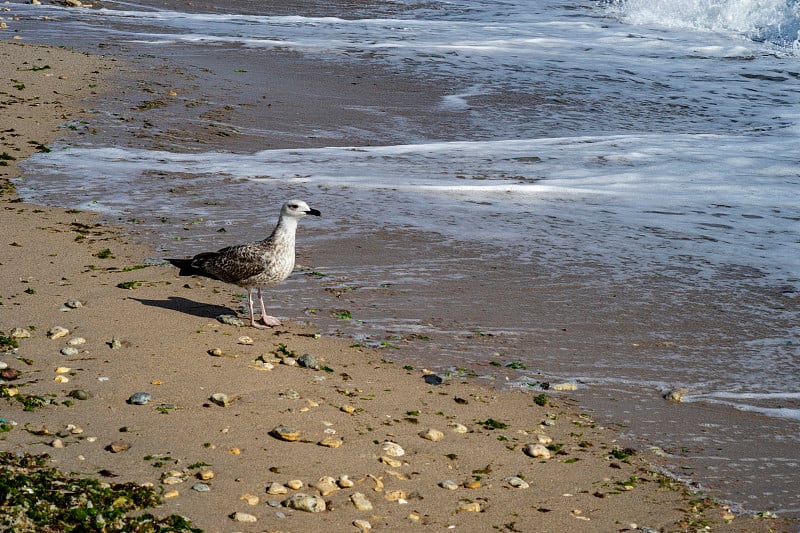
[{"left": 2, "top": 39, "right": 797, "bottom": 531}]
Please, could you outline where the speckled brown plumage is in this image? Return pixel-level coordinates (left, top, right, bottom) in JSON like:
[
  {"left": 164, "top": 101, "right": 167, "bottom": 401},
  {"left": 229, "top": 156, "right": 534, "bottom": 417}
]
[{"left": 168, "top": 200, "right": 321, "bottom": 328}]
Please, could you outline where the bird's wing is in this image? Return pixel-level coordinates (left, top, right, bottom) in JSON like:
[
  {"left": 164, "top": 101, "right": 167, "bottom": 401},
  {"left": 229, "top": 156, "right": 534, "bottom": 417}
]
[{"left": 194, "top": 244, "right": 266, "bottom": 284}]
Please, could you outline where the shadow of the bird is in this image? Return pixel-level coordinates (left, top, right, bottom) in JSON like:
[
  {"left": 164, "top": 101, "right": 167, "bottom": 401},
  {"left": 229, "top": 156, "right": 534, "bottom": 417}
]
[{"left": 131, "top": 296, "right": 236, "bottom": 319}]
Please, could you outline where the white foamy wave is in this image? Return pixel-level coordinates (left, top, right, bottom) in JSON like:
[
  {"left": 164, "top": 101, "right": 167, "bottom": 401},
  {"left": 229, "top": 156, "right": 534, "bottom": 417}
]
[
  {"left": 608, "top": 0, "right": 800, "bottom": 53},
  {"left": 685, "top": 391, "right": 800, "bottom": 422}
]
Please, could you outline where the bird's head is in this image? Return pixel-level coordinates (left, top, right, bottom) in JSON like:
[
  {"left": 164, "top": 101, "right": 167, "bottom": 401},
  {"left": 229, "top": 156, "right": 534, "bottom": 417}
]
[{"left": 283, "top": 200, "right": 321, "bottom": 218}]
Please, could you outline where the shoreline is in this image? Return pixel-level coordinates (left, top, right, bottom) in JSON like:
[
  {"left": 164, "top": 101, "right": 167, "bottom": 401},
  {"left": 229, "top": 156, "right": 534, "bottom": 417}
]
[{"left": 1, "top": 40, "right": 796, "bottom": 531}]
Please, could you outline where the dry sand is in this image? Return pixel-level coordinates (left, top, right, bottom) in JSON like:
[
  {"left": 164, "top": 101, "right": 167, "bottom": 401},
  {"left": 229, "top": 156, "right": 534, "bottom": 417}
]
[{"left": 1, "top": 40, "right": 795, "bottom": 532}]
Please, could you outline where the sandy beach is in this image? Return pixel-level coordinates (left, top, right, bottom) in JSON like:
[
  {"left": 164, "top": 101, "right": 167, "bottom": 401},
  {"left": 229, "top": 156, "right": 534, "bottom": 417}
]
[{"left": 1, "top": 39, "right": 797, "bottom": 532}]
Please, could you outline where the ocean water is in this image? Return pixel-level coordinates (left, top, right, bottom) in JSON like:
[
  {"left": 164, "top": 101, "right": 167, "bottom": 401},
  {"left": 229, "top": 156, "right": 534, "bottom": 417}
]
[{"left": 7, "top": 0, "right": 800, "bottom": 518}]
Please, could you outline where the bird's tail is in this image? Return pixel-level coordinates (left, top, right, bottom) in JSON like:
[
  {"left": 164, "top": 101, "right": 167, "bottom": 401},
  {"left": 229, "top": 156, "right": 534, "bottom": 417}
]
[{"left": 166, "top": 258, "right": 205, "bottom": 277}]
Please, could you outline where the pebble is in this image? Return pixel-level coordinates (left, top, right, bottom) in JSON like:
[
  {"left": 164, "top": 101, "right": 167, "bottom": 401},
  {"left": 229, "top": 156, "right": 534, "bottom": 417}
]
[
  {"left": 208, "top": 348, "right": 223, "bottom": 357},
  {"left": 439, "top": 480, "right": 459, "bottom": 491},
  {"left": 67, "top": 337, "right": 86, "bottom": 346},
  {"left": 664, "top": 388, "right": 687, "bottom": 402},
  {"left": 191, "top": 483, "right": 210, "bottom": 492},
  {"left": 231, "top": 512, "right": 257, "bottom": 523},
  {"left": 64, "top": 299, "right": 84, "bottom": 309},
  {"left": 48, "top": 326, "right": 70, "bottom": 339},
  {"left": 210, "top": 393, "right": 230, "bottom": 407},
  {"left": 385, "top": 489, "right": 407, "bottom": 501},
  {"left": 283, "top": 493, "right": 326, "bottom": 513},
  {"left": 338, "top": 475, "right": 354, "bottom": 488},
  {"left": 163, "top": 490, "right": 180, "bottom": 499},
  {"left": 217, "top": 314, "right": 244, "bottom": 327},
  {"left": 109, "top": 337, "right": 123, "bottom": 350},
  {"left": 107, "top": 441, "right": 130, "bottom": 453},
  {"left": 458, "top": 501, "right": 482, "bottom": 512},
  {"left": 523, "top": 443, "right": 551, "bottom": 459},
  {"left": 162, "top": 476, "right": 184, "bottom": 485},
  {"left": 542, "top": 419, "right": 556, "bottom": 427},
  {"left": 127, "top": 392, "right": 152, "bottom": 405},
  {"left": 0, "top": 362, "right": 7, "bottom": 370},
  {"left": 10, "top": 328, "right": 31, "bottom": 339},
  {"left": 350, "top": 492, "right": 373, "bottom": 511},
  {"left": 68, "top": 389, "right": 90, "bottom": 400},
  {"left": 60, "top": 347, "right": 79, "bottom": 356},
  {"left": 449, "top": 423, "right": 469, "bottom": 433},
  {"left": 464, "top": 480, "right": 481, "bottom": 489},
  {"left": 535, "top": 433, "right": 553, "bottom": 445},
  {"left": 198, "top": 469, "right": 214, "bottom": 480},
  {"left": 313, "top": 476, "right": 339, "bottom": 497},
  {"left": 353, "top": 519, "right": 372, "bottom": 532},
  {"left": 340, "top": 404, "right": 356, "bottom": 414},
  {"left": 381, "top": 441, "right": 405, "bottom": 457},
  {"left": 56, "top": 366, "right": 71, "bottom": 374},
  {"left": 318, "top": 436, "right": 343, "bottom": 448},
  {"left": 380, "top": 456, "right": 404, "bottom": 467},
  {"left": 237, "top": 335, "right": 253, "bottom": 345},
  {"left": 419, "top": 428, "right": 444, "bottom": 442},
  {"left": 240, "top": 493, "right": 260, "bottom": 505},
  {"left": 54, "top": 375, "right": 69, "bottom": 383},
  {"left": 282, "top": 388, "right": 300, "bottom": 400},
  {"left": 51, "top": 438, "right": 64, "bottom": 449},
  {"left": 270, "top": 424, "right": 301, "bottom": 442},
  {"left": 286, "top": 479, "right": 304, "bottom": 490},
  {"left": 504, "top": 476, "right": 530, "bottom": 489},
  {"left": 280, "top": 357, "right": 297, "bottom": 367},
  {"left": 297, "top": 353, "right": 319, "bottom": 369},
  {"left": 266, "top": 482, "right": 288, "bottom": 495}
]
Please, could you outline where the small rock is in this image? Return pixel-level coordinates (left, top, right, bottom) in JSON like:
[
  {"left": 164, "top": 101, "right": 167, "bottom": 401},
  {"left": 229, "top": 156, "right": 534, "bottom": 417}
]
[
  {"left": 464, "top": 480, "right": 481, "bottom": 489},
  {"left": 523, "top": 443, "right": 551, "bottom": 459},
  {"left": 106, "top": 441, "right": 130, "bottom": 453},
  {"left": 266, "top": 482, "right": 288, "bottom": 495},
  {"left": 664, "top": 388, "right": 687, "bottom": 402},
  {"left": 192, "top": 483, "right": 210, "bottom": 492},
  {"left": 162, "top": 476, "right": 184, "bottom": 485},
  {"left": 353, "top": 519, "right": 372, "bottom": 532},
  {"left": 198, "top": 469, "right": 214, "bottom": 480},
  {"left": 340, "top": 404, "right": 356, "bottom": 414},
  {"left": 0, "top": 368, "right": 21, "bottom": 381},
  {"left": 68, "top": 389, "right": 90, "bottom": 400},
  {"left": 504, "top": 476, "right": 530, "bottom": 489},
  {"left": 381, "top": 441, "right": 405, "bottom": 457},
  {"left": 217, "top": 314, "right": 244, "bottom": 327},
  {"left": 423, "top": 374, "right": 443, "bottom": 385},
  {"left": 439, "top": 480, "right": 459, "bottom": 490},
  {"left": 338, "top": 475, "right": 354, "bottom": 488},
  {"left": 240, "top": 493, "right": 260, "bottom": 505},
  {"left": 280, "top": 357, "right": 297, "bottom": 366},
  {"left": 60, "top": 347, "right": 79, "bottom": 356},
  {"left": 55, "top": 366, "right": 71, "bottom": 374},
  {"left": 163, "top": 489, "right": 180, "bottom": 499},
  {"left": 535, "top": 433, "right": 553, "bottom": 445},
  {"left": 0, "top": 362, "right": 7, "bottom": 370},
  {"left": 67, "top": 337, "right": 86, "bottom": 346},
  {"left": 318, "top": 436, "right": 343, "bottom": 448},
  {"left": 64, "top": 299, "right": 84, "bottom": 309},
  {"left": 297, "top": 353, "right": 319, "bottom": 369},
  {"left": 449, "top": 423, "right": 469, "bottom": 433},
  {"left": 458, "top": 501, "right": 482, "bottom": 512},
  {"left": 48, "top": 326, "right": 70, "bottom": 339},
  {"left": 10, "top": 328, "right": 31, "bottom": 339},
  {"left": 54, "top": 375, "right": 69, "bottom": 383},
  {"left": 210, "top": 393, "right": 230, "bottom": 407},
  {"left": 313, "top": 476, "right": 339, "bottom": 497},
  {"left": 65, "top": 424, "right": 83, "bottom": 434},
  {"left": 419, "top": 428, "right": 444, "bottom": 442},
  {"left": 237, "top": 335, "right": 253, "bottom": 345},
  {"left": 51, "top": 438, "right": 64, "bottom": 449},
  {"left": 380, "top": 456, "right": 404, "bottom": 467},
  {"left": 385, "top": 489, "right": 407, "bottom": 501},
  {"left": 286, "top": 479, "right": 304, "bottom": 490},
  {"left": 269, "top": 424, "right": 300, "bottom": 442},
  {"left": 109, "top": 337, "right": 123, "bottom": 350},
  {"left": 551, "top": 382, "right": 577, "bottom": 391},
  {"left": 231, "top": 511, "right": 257, "bottom": 523},
  {"left": 350, "top": 492, "right": 373, "bottom": 511},
  {"left": 283, "top": 493, "right": 326, "bottom": 513},
  {"left": 127, "top": 392, "right": 152, "bottom": 405},
  {"left": 208, "top": 348, "right": 223, "bottom": 357}
]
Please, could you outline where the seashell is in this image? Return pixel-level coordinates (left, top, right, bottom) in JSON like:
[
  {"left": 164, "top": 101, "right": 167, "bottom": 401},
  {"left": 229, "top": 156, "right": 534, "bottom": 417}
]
[
  {"left": 210, "top": 393, "right": 230, "bottom": 407},
  {"left": 381, "top": 441, "right": 405, "bottom": 457},
  {"left": 338, "top": 475, "right": 354, "bottom": 488},
  {"left": 237, "top": 335, "right": 253, "bottom": 345},
  {"left": 10, "top": 328, "right": 31, "bottom": 339},
  {"left": 127, "top": 392, "right": 152, "bottom": 405},
  {"left": 282, "top": 493, "right": 326, "bottom": 513},
  {"left": 504, "top": 476, "right": 530, "bottom": 489},
  {"left": 65, "top": 424, "right": 83, "bottom": 434},
  {"left": 384, "top": 489, "right": 407, "bottom": 501},
  {"left": 419, "top": 428, "right": 444, "bottom": 442},
  {"left": 266, "top": 482, "right": 288, "bottom": 495},
  {"left": 318, "top": 436, "right": 343, "bottom": 448},
  {"left": 439, "top": 480, "right": 459, "bottom": 490},
  {"left": 269, "top": 424, "right": 300, "bottom": 442},
  {"left": 523, "top": 443, "right": 551, "bottom": 459},
  {"left": 230, "top": 511, "right": 257, "bottom": 522},
  {"left": 367, "top": 474, "right": 383, "bottom": 492},
  {"left": 380, "top": 456, "right": 403, "bottom": 467},
  {"left": 350, "top": 492, "right": 373, "bottom": 511},
  {"left": 54, "top": 375, "right": 69, "bottom": 383},
  {"left": 449, "top": 423, "right": 469, "bottom": 433},
  {"left": 313, "top": 476, "right": 339, "bottom": 496},
  {"left": 297, "top": 353, "right": 319, "bottom": 369},
  {"left": 56, "top": 367, "right": 71, "bottom": 374},
  {"left": 286, "top": 479, "right": 304, "bottom": 490},
  {"left": 216, "top": 314, "right": 244, "bottom": 327},
  {"left": 48, "top": 326, "right": 70, "bottom": 339}
]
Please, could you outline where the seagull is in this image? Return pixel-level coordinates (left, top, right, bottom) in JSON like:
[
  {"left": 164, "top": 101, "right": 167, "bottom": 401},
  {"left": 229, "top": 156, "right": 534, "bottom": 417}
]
[{"left": 167, "top": 199, "right": 321, "bottom": 328}]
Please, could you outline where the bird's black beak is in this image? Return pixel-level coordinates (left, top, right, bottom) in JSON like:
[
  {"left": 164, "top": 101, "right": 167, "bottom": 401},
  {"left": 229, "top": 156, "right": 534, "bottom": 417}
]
[{"left": 307, "top": 208, "right": 321, "bottom": 217}]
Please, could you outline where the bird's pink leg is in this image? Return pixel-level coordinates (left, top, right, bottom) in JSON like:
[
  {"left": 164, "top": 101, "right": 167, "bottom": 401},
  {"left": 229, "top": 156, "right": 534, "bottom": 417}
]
[
  {"left": 248, "top": 289, "right": 269, "bottom": 329},
  {"left": 257, "top": 288, "right": 282, "bottom": 327}
]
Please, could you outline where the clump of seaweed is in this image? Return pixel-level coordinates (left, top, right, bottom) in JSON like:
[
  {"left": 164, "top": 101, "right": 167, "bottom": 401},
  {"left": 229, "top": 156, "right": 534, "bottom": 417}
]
[{"left": 0, "top": 452, "right": 200, "bottom": 532}]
